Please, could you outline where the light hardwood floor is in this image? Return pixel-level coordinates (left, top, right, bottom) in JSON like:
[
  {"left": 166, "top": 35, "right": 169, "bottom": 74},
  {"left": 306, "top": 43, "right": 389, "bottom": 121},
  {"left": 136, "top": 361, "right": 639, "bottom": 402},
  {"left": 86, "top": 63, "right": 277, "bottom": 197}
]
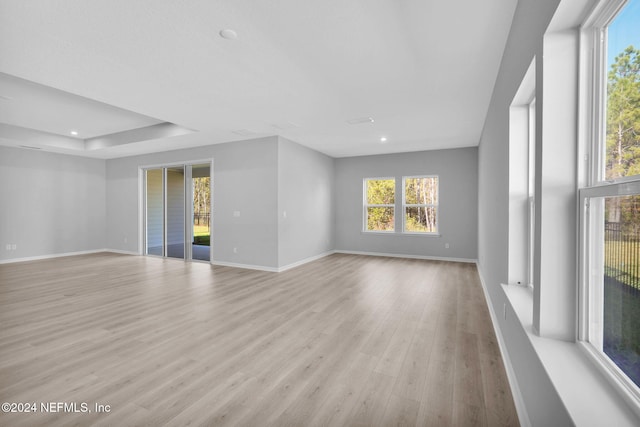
[{"left": 0, "top": 253, "right": 519, "bottom": 426}]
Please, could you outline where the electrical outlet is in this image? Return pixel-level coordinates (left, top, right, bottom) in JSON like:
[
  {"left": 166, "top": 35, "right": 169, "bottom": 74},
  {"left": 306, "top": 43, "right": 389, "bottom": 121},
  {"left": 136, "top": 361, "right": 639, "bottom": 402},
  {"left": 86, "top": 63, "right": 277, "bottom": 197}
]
[
  {"left": 11, "top": 244, "right": 16, "bottom": 250},
  {"left": 5, "top": 244, "right": 10, "bottom": 251},
  {"left": 233, "top": 211, "right": 240, "bottom": 217},
  {"left": 233, "top": 247, "right": 238, "bottom": 254},
  {"left": 445, "top": 243, "right": 450, "bottom": 249}
]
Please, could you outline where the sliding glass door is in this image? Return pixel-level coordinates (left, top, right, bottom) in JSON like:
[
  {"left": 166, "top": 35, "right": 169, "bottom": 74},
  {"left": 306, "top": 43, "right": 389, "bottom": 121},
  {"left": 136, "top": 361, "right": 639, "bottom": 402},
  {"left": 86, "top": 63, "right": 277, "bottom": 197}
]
[
  {"left": 166, "top": 167, "right": 185, "bottom": 259},
  {"left": 143, "top": 162, "right": 212, "bottom": 262},
  {"left": 145, "top": 169, "right": 164, "bottom": 256},
  {"left": 191, "top": 164, "right": 211, "bottom": 261}
]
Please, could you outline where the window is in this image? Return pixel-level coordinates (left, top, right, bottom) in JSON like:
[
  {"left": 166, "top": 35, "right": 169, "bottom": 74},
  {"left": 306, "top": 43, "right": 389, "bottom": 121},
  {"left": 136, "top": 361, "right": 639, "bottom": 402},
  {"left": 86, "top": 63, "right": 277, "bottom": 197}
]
[
  {"left": 364, "top": 178, "right": 395, "bottom": 232},
  {"left": 508, "top": 58, "right": 535, "bottom": 288},
  {"left": 403, "top": 176, "right": 438, "bottom": 233},
  {"left": 580, "top": 0, "right": 640, "bottom": 401},
  {"left": 527, "top": 98, "right": 536, "bottom": 288}
]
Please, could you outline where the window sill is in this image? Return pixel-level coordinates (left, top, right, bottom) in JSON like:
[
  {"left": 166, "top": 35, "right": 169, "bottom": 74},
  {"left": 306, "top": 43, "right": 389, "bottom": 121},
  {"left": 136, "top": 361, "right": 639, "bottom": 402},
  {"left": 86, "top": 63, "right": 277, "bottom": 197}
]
[
  {"left": 361, "top": 231, "right": 441, "bottom": 237},
  {"left": 501, "top": 283, "right": 639, "bottom": 426},
  {"left": 361, "top": 231, "right": 395, "bottom": 235}
]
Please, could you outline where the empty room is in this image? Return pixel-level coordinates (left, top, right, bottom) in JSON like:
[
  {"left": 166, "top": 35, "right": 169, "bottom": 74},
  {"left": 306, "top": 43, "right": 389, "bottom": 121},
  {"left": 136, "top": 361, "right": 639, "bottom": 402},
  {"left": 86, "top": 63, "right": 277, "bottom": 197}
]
[{"left": 1, "top": 0, "right": 640, "bottom": 426}]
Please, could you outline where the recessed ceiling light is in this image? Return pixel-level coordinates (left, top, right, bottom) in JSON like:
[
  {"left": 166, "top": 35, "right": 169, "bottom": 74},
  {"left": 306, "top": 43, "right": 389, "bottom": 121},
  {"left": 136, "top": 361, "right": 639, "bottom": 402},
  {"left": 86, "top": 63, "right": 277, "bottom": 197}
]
[
  {"left": 70, "top": 130, "right": 78, "bottom": 136},
  {"left": 347, "top": 117, "right": 374, "bottom": 125},
  {"left": 380, "top": 137, "right": 387, "bottom": 143},
  {"left": 219, "top": 29, "right": 238, "bottom": 40}
]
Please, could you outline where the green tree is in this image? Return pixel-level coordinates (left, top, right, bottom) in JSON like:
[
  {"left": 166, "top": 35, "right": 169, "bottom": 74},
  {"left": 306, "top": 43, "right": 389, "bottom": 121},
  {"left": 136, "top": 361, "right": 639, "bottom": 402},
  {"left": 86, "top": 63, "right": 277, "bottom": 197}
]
[
  {"left": 606, "top": 46, "right": 640, "bottom": 223},
  {"left": 366, "top": 179, "right": 395, "bottom": 231},
  {"left": 405, "top": 177, "right": 437, "bottom": 232},
  {"left": 193, "top": 177, "right": 210, "bottom": 225}
]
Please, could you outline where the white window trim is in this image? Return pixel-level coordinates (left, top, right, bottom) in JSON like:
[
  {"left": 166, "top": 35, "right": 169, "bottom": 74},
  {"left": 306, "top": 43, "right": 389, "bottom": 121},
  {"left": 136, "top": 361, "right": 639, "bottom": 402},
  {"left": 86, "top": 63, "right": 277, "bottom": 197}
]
[
  {"left": 578, "top": 0, "right": 640, "bottom": 414},
  {"left": 527, "top": 97, "right": 536, "bottom": 289},
  {"left": 508, "top": 57, "right": 535, "bottom": 289},
  {"left": 582, "top": 0, "right": 629, "bottom": 185},
  {"left": 579, "top": 179, "right": 640, "bottom": 408},
  {"left": 402, "top": 175, "right": 439, "bottom": 235},
  {"left": 363, "top": 177, "right": 395, "bottom": 233}
]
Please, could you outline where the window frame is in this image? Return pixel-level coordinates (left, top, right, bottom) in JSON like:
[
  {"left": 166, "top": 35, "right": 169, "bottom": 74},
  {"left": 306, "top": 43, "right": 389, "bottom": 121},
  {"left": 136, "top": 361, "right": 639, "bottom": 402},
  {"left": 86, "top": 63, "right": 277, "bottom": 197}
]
[
  {"left": 579, "top": 180, "right": 640, "bottom": 404},
  {"left": 527, "top": 97, "right": 536, "bottom": 289},
  {"left": 582, "top": 0, "right": 632, "bottom": 185},
  {"left": 578, "top": 0, "right": 640, "bottom": 407},
  {"left": 402, "top": 175, "right": 439, "bottom": 235},
  {"left": 363, "top": 177, "right": 396, "bottom": 233}
]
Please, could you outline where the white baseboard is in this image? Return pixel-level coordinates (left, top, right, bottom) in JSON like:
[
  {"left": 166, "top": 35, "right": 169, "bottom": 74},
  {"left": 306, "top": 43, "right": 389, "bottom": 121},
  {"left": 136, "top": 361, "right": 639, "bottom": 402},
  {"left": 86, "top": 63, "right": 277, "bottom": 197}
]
[
  {"left": 0, "top": 249, "right": 107, "bottom": 265},
  {"left": 277, "top": 250, "right": 336, "bottom": 272},
  {"left": 475, "top": 262, "right": 530, "bottom": 427},
  {"left": 1, "top": 247, "right": 472, "bottom": 272},
  {"left": 104, "top": 249, "right": 140, "bottom": 256},
  {"left": 211, "top": 260, "right": 279, "bottom": 272},
  {"left": 334, "top": 249, "right": 477, "bottom": 264},
  {"left": 211, "top": 251, "right": 336, "bottom": 273}
]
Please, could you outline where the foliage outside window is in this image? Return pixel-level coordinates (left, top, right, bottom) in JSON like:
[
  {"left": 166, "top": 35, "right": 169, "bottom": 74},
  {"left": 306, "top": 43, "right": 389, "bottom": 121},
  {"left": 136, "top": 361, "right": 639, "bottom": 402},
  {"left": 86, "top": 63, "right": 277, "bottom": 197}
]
[
  {"left": 404, "top": 176, "right": 438, "bottom": 233},
  {"left": 192, "top": 176, "right": 210, "bottom": 245},
  {"left": 364, "top": 178, "right": 395, "bottom": 231},
  {"left": 606, "top": 47, "right": 640, "bottom": 182},
  {"left": 580, "top": 0, "right": 640, "bottom": 399}
]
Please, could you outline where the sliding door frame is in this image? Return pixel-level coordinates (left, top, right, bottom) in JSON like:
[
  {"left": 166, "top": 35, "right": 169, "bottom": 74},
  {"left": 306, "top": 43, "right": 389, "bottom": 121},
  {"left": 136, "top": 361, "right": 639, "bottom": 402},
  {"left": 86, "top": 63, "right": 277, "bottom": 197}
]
[{"left": 139, "top": 158, "right": 214, "bottom": 263}]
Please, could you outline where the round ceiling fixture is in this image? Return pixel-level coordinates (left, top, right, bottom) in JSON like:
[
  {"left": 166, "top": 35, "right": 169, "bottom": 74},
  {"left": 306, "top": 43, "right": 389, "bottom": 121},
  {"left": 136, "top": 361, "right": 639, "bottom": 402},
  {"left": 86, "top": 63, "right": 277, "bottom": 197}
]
[
  {"left": 380, "top": 137, "right": 388, "bottom": 143},
  {"left": 219, "top": 29, "right": 238, "bottom": 40},
  {"left": 70, "top": 130, "right": 79, "bottom": 136}
]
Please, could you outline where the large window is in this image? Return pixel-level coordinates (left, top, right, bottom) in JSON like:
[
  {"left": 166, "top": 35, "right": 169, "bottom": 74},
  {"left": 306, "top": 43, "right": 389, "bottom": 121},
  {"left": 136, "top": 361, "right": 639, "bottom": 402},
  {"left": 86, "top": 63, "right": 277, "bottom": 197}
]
[
  {"left": 403, "top": 176, "right": 438, "bottom": 233},
  {"left": 580, "top": 0, "right": 640, "bottom": 401},
  {"left": 527, "top": 98, "right": 536, "bottom": 288},
  {"left": 363, "top": 176, "right": 440, "bottom": 234},
  {"left": 508, "top": 58, "right": 536, "bottom": 289},
  {"left": 364, "top": 178, "right": 395, "bottom": 232}
]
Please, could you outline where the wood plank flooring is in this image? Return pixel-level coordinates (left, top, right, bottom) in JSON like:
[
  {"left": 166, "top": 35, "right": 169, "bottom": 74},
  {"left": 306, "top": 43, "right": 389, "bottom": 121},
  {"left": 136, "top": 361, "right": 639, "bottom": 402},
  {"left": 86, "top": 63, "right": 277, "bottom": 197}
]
[{"left": 0, "top": 253, "right": 519, "bottom": 426}]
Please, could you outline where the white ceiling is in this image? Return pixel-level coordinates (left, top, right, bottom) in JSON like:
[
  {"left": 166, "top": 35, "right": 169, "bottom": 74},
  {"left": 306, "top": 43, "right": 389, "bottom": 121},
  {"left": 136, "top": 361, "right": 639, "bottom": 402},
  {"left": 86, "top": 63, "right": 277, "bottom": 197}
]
[
  {"left": 0, "top": 73, "right": 162, "bottom": 139},
  {"left": 0, "top": 0, "right": 518, "bottom": 159}
]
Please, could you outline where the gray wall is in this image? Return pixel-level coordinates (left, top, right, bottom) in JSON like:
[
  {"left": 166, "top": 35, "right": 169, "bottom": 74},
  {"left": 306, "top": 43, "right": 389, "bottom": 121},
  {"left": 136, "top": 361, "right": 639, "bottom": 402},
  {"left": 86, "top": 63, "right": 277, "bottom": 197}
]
[
  {"left": 106, "top": 137, "right": 279, "bottom": 268},
  {"left": 277, "top": 137, "right": 334, "bottom": 267},
  {"left": 106, "top": 136, "right": 336, "bottom": 270},
  {"left": 0, "top": 145, "right": 106, "bottom": 261},
  {"left": 334, "top": 147, "right": 478, "bottom": 260},
  {"left": 477, "top": 0, "right": 572, "bottom": 425}
]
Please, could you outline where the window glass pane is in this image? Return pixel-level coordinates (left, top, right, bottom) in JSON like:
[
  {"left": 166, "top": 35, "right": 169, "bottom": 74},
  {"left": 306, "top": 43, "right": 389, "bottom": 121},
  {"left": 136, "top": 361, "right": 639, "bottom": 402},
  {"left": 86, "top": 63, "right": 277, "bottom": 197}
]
[
  {"left": 405, "top": 206, "right": 437, "bottom": 233},
  {"left": 405, "top": 177, "right": 438, "bottom": 205},
  {"left": 602, "top": 194, "right": 640, "bottom": 387},
  {"left": 366, "top": 179, "right": 395, "bottom": 204},
  {"left": 605, "top": 0, "right": 640, "bottom": 180},
  {"left": 146, "top": 169, "right": 164, "bottom": 256},
  {"left": 166, "top": 167, "right": 185, "bottom": 259},
  {"left": 366, "top": 207, "right": 394, "bottom": 231},
  {"left": 192, "top": 164, "right": 211, "bottom": 262}
]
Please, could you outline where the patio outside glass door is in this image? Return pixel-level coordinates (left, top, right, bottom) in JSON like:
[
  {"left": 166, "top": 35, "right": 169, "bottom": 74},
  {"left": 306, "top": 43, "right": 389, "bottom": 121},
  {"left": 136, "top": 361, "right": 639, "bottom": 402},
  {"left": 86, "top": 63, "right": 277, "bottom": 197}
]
[{"left": 191, "top": 164, "right": 211, "bottom": 261}]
